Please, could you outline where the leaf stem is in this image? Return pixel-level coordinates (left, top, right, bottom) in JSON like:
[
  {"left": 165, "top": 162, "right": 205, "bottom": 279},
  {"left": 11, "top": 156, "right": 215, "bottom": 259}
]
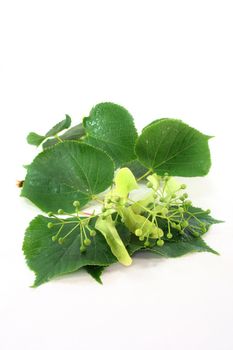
[
  {"left": 55, "top": 134, "right": 63, "bottom": 142},
  {"left": 137, "top": 169, "right": 152, "bottom": 182},
  {"left": 92, "top": 195, "right": 105, "bottom": 205}
]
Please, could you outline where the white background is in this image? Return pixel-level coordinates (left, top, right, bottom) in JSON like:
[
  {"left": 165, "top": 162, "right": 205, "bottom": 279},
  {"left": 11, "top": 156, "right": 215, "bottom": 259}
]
[{"left": 0, "top": 1, "right": 233, "bottom": 349}]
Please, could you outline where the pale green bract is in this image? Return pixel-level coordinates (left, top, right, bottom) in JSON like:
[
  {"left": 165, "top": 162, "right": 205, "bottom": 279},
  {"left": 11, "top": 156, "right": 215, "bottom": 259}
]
[
  {"left": 114, "top": 167, "right": 138, "bottom": 198},
  {"left": 164, "top": 177, "right": 182, "bottom": 194},
  {"left": 95, "top": 216, "right": 132, "bottom": 266},
  {"left": 104, "top": 167, "right": 138, "bottom": 208},
  {"left": 147, "top": 174, "right": 160, "bottom": 190}
]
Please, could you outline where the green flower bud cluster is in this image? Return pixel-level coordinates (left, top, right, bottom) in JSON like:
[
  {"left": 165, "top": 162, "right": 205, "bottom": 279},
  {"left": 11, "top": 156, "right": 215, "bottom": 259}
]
[
  {"left": 46, "top": 170, "right": 210, "bottom": 258},
  {"left": 101, "top": 171, "right": 207, "bottom": 248},
  {"left": 47, "top": 205, "right": 97, "bottom": 253},
  {"left": 132, "top": 172, "right": 208, "bottom": 243}
]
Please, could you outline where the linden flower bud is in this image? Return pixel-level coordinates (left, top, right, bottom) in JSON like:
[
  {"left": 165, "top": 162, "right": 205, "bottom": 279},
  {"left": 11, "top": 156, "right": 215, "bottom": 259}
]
[
  {"left": 80, "top": 245, "right": 86, "bottom": 253},
  {"left": 181, "top": 220, "right": 189, "bottom": 228},
  {"left": 157, "top": 239, "right": 164, "bottom": 247},
  {"left": 47, "top": 222, "right": 54, "bottom": 229},
  {"left": 192, "top": 231, "right": 200, "bottom": 237},
  {"left": 82, "top": 218, "right": 89, "bottom": 226},
  {"left": 206, "top": 209, "right": 211, "bottom": 214},
  {"left": 178, "top": 207, "right": 184, "bottom": 214},
  {"left": 114, "top": 196, "right": 121, "bottom": 203},
  {"left": 73, "top": 200, "right": 80, "bottom": 208},
  {"left": 90, "top": 230, "right": 96, "bottom": 237},
  {"left": 164, "top": 172, "right": 169, "bottom": 177},
  {"left": 150, "top": 232, "right": 157, "bottom": 239},
  {"left": 84, "top": 238, "right": 91, "bottom": 246},
  {"left": 171, "top": 193, "right": 176, "bottom": 199},
  {"left": 58, "top": 237, "right": 64, "bottom": 244},
  {"left": 180, "top": 184, "right": 187, "bottom": 189},
  {"left": 47, "top": 212, "right": 53, "bottom": 217},
  {"left": 184, "top": 200, "right": 192, "bottom": 206},
  {"left": 157, "top": 228, "right": 164, "bottom": 238},
  {"left": 52, "top": 235, "right": 57, "bottom": 242},
  {"left": 147, "top": 182, "right": 153, "bottom": 188},
  {"left": 200, "top": 223, "right": 206, "bottom": 233},
  {"left": 183, "top": 193, "right": 188, "bottom": 199},
  {"left": 144, "top": 241, "right": 150, "bottom": 247},
  {"left": 161, "top": 208, "right": 169, "bottom": 216},
  {"left": 135, "top": 228, "right": 143, "bottom": 236},
  {"left": 139, "top": 236, "right": 145, "bottom": 241},
  {"left": 58, "top": 209, "right": 64, "bottom": 215},
  {"left": 167, "top": 233, "right": 173, "bottom": 239}
]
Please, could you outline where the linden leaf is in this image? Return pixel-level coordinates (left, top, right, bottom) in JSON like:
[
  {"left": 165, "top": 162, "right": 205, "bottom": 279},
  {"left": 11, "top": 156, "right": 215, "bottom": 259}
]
[
  {"left": 23, "top": 216, "right": 119, "bottom": 287},
  {"left": 149, "top": 237, "right": 218, "bottom": 257},
  {"left": 128, "top": 235, "right": 218, "bottom": 257},
  {"left": 83, "top": 102, "right": 138, "bottom": 168},
  {"left": 135, "top": 119, "right": 212, "bottom": 176},
  {"left": 21, "top": 141, "right": 114, "bottom": 213},
  {"left": 183, "top": 206, "right": 223, "bottom": 236},
  {"left": 84, "top": 266, "right": 105, "bottom": 284}
]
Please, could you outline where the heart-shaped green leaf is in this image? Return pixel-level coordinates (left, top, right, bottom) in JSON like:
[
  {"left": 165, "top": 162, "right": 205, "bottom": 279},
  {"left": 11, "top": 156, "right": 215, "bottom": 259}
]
[
  {"left": 128, "top": 235, "right": 218, "bottom": 257},
  {"left": 21, "top": 141, "right": 114, "bottom": 212},
  {"left": 135, "top": 119, "right": 212, "bottom": 176},
  {"left": 23, "top": 216, "right": 126, "bottom": 287},
  {"left": 83, "top": 102, "right": 138, "bottom": 168}
]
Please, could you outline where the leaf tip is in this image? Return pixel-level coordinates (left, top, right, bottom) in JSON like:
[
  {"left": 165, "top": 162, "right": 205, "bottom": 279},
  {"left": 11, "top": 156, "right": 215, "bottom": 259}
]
[
  {"left": 26, "top": 132, "right": 45, "bottom": 147},
  {"left": 65, "top": 114, "right": 72, "bottom": 127}
]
